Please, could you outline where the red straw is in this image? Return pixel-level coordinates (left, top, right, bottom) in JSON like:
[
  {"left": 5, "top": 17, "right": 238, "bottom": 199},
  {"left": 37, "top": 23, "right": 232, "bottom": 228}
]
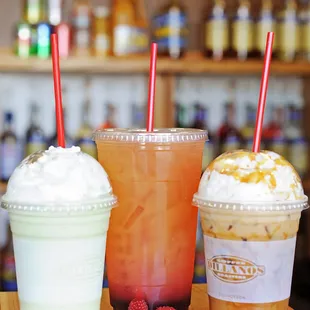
[
  {"left": 146, "top": 43, "right": 158, "bottom": 132},
  {"left": 252, "top": 32, "right": 274, "bottom": 153},
  {"left": 51, "top": 34, "right": 66, "bottom": 148}
]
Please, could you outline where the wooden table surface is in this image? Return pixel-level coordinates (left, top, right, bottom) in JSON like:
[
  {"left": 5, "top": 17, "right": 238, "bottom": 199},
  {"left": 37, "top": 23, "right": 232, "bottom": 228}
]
[{"left": 0, "top": 284, "right": 294, "bottom": 309}]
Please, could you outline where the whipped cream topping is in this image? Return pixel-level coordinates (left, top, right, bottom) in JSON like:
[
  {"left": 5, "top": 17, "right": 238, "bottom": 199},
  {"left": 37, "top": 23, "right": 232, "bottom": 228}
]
[
  {"left": 196, "top": 150, "right": 305, "bottom": 203},
  {"left": 3, "top": 146, "right": 114, "bottom": 204}
]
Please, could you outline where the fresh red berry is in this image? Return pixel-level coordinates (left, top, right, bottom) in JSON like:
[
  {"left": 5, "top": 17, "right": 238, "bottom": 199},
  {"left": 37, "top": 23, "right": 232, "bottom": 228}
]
[
  {"left": 156, "top": 307, "right": 176, "bottom": 310},
  {"left": 128, "top": 299, "right": 148, "bottom": 310}
]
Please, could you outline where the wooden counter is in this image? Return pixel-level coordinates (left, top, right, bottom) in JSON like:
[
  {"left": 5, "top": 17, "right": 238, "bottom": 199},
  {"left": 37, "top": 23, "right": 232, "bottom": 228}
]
[{"left": 0, "top": 284, "right": 294, "bottom": 309}]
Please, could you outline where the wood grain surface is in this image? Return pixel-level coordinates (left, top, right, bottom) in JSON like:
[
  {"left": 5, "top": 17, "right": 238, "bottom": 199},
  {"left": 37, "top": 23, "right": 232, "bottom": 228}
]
[{"left": 0, "top": 284, "right": 293, "bottom": 310}]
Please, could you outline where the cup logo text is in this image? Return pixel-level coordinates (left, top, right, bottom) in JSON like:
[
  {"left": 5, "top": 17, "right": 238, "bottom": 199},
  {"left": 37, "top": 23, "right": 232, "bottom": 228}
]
[{"left": 207, "top": 255, "right": 265, "bottom": 283}]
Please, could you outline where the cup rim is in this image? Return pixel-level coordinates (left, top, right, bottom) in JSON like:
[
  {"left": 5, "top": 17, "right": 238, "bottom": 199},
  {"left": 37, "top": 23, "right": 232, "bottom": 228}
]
[
  {"left": 1, "top": 195, "right": 118, "bottom": 213},
  {"left": 93, "top": 128, "right": 208, "bottom": 143},
  {"left": 192, "top": 194, "right": 309, "bottom": 212}
]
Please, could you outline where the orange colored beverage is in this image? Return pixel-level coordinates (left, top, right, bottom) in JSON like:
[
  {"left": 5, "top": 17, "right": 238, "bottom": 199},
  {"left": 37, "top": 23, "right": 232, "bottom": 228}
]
[{"left": 94, "top": 129, "right": 207, "bottom": 310}]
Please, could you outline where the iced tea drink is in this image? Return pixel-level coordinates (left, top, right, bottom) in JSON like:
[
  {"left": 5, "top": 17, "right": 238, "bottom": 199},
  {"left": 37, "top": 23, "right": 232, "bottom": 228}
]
[
  {"left": 94, "top": 128, "right": 207, "bottom": 310},
  {"left": 193, "top": 150, "right": 308, "bottom": 310}
]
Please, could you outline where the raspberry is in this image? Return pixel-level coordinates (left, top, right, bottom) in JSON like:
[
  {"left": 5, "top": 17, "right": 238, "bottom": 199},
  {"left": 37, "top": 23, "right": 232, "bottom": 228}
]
[
  {"left": 128, "top": 299, "right": 148, "bottom": 310},
  {"left": 156, "top": 307, "right": 176, "bottom": 310}
]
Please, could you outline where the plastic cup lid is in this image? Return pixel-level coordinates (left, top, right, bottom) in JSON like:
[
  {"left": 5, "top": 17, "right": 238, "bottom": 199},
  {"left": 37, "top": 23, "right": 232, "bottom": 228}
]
[
  {"left": 1, "top": 194, "right": 117, "bottom": 214},
  {"left": 192, "top": 194, "right": 309, "bottom": 212},
  {"left": 93, "top": 128, "right": 208, "bottom": 144}
]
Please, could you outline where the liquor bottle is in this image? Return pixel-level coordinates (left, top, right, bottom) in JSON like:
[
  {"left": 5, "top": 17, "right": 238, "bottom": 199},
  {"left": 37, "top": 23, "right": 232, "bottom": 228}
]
[
  {"left": 72, "top": 0, "right": 92, "bottom": 56},
  {"left": 262, "top": 106, "right": 287, "bottom": 157},
  {"left": 218, "top": 103, "right": 243, "bottom": 155},
  {"left": 285, "top": 105, "right": 308, "bottom": 178},
  {"left": 132, "top": 0, "right": 149, "bottom": 54},
  {"left": 153, "top": 0, "right": 188, "bottom": 59},
  {"left": 254, "top": 0, "right": 275, "bottom": 58},
  {"left": 241, "top": 104, "right": 256, "bottom": 150},
  {"left": 36, "top": 22, "right": 53, "bottom": 59},
  {"left": 23, "top": 0, "right": 47, "bottom": 25},
  {"left": 0, "top": 112, "right": 21, "bottom": 183},
  {"left": 299, "top": 0, "right": 310, "bottom": 61},
  {"left": 175, "top": 103, "right": 186, "bottom": 128},
  {"left": 93, "top": 6, "right": 111, "bottom": 57},
  {"left": 112, "top": 0, "right": 136, "bottom": 56},
  {"left": 1, "top": 225, "right": 17, "bottom": 291},
  {"left": 99, "top": 103, "right": 117, "bottom": 129},
  {"left": 47, "top": 0, "right": 63, "bottom": 26},
  {"left": 75, "top": 83, "right": 97, "bottom": 158},
  {"left": 204, "top": 0, "right": 229, "bottom": 60},
  {"left": 25, "top": 103, "right": 47, "bottom": 157},
  {"left": 231, "top": 0, "right": 254, "bottom": 61},
  {"left": 277, "top": 0, "right": 299, "bottom": 62},
  {"left": 54, "top": 1, "right": 72, "bottom": 58}
]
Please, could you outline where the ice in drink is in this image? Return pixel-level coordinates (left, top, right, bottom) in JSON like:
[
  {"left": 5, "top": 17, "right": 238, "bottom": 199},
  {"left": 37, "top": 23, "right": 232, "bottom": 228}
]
[
  {"left": 94, "top": 128, "right": 207, "bottom": 310},
  {"left": 1, "top": 146, "right": 117, "bottom": 310},
  {"left": 193, "top": 150, "right": 308, "bottom": 310}
]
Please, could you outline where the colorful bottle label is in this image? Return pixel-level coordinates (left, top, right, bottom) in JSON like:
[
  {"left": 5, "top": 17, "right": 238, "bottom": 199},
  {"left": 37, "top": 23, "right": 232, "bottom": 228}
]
[
  {"left": 26, "top": 134, "right": 46, "bottom": 157},
  {"left": 269, "top": 137, "right": 287, "bottom": 158},
  {"left": 205, "top": 16, "right": 229, "bottom": 52},
  {"left": 153, "top": 9, "right": 187, "bottom": 52},
  {"left": 232, "top": 16, "right": 253, "bottom": 54},
  {"left": 132, "top": 27, "right": 149, "bottom": 53},
  {"left": 94, "top": 34, "right": 110, "bottom": 55},
  {"left": 0, "top": 141, "right": 20, "bottom": 181},
  {"left": 204, "top": 236, "right": 296, "bottom": 303},
  {"left": 113, "top": 25, "right": 135, "bottom": 56}
]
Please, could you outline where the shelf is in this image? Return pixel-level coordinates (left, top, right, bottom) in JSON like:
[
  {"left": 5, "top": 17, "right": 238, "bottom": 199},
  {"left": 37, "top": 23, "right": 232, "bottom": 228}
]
[{"left": 0, "top": 49, "right": 310, "bottom": 75}]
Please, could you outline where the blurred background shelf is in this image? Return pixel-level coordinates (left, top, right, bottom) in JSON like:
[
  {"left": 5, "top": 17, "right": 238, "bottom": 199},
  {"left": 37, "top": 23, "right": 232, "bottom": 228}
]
[{"left": 1, "top": 50, "right": 310, "bottom": 75}]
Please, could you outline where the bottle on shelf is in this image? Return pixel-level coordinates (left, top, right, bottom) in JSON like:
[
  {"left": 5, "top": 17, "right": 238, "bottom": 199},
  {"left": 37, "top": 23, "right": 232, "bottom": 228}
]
[
  {"left": 93, "top": 6, "right": 112, "bottom": 57},
  {"left": 299, "top": 0, "right": 310, "bottom": 61},
  {"left": 23, "top": 0, "right": 47, "bottom": 25},
  {"left": 54, "top": 0, "right": 72, "bottom": 58},
  {"left": 153, "top": 0, "right": 188, "bottom": 59},
  {"left": 276, "top": 0, "right": 299, "bottom": 62},
  {"left": 0, "top": 112, "right": 21, "bottom": 183},
  {"left": 254, "top": 0, "right": 275, "bottom": 58},
  {"left": 285, "top": 105, "right": 308, "bottom": 178},
  {"left": 72, "top": 0, "right": 92, "bottom": 56},
  {"left": 36, "top": 21, "right": 53, "bottom": 59},
  {"left": 75, "top": 81, "right": 97, "bottom": 158},
  {"left": 241, "top": 104, "right": 256, "bottom": 150},
  {"left": 14, "top": 22, "right": 32, "bottom": 58},
  {"left": 204, "top": 0, "right": 229, "bottom": 61},
  {"left": 99, "top": 103, "right": 117, "bottom": 129},
  {"left": 218, "top": 103, "right": 243, "bottom": 155},
  {"left": 132, "top": 0, "right": 149, "bottom": 54},
  {"left": 231, "top": 0, "right": 254, "bottom": 61},
  {"left": 262, "top": 105, "right": 287, "bottom": 157},
  {"left": 47, "top": 0, "right": 63, "bottom": 26},
  {"left": 111, "top": 0, "right": 136, "bottom": 56},
  {"left": 175, "top": 102, "right": 186, "bottom": 128},
  {"left": 25, "top": 102, "right": 46, "bottom": 157}
]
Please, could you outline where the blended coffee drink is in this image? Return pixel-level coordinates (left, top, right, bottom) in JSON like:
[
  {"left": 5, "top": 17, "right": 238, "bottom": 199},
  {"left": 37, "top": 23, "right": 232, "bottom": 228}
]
[
  {"left": 1, "top": 146, "right": 117, "bottom": 310},
  {"left": 94, "top": 128, "right": 207, "bottom": 310},
  {"left": 193, "top": 150, "right": 308, "bottom": 310}
]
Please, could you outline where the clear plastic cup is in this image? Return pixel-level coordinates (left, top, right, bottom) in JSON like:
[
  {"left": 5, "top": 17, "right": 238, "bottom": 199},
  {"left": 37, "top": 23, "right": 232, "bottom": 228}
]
[
  {"left": 1, "top": 149, "right": 117, "bottom": 310},
  {"left": 192, "top": 196, "right": 308, "bottom": 310},
  {"left": 94, "top": 128, "right": 207, "bottom": 310}
]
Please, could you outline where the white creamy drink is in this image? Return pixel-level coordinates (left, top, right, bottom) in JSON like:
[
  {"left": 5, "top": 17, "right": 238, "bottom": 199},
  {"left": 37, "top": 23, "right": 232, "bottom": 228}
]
[
  {"left": 1, "top": 146, "right": 117, "bottom": 310},
  {"left": 193, "top": 150, "right": 308, "bottom": 310}
]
